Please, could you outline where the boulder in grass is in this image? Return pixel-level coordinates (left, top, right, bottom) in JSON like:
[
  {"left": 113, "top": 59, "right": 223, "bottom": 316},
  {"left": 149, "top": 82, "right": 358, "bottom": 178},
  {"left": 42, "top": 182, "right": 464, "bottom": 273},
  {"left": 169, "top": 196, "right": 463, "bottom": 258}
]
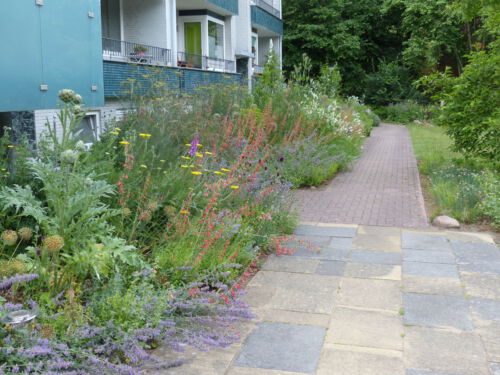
[{"left": 433, "top": 215, "right": 460, "bottom": 229}]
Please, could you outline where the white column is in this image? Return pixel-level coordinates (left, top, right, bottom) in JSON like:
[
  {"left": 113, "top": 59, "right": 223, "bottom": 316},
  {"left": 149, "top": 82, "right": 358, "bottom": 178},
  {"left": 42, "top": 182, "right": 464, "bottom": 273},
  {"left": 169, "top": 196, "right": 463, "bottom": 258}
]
[{"left": 167, "top": 0, "right": 177, "bottom": 66}]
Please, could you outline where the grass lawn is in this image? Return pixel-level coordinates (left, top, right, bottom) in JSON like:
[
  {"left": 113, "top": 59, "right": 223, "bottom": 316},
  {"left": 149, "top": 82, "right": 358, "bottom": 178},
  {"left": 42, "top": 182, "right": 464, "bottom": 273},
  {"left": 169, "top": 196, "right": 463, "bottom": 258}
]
[{"left": 407, "top": 123, "right": 499, "bottom": 227}]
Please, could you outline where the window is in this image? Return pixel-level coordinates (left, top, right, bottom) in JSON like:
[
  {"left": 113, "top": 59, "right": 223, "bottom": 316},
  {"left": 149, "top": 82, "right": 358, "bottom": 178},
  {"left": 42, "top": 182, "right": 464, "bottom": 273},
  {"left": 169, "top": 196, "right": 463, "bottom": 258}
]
[
  {"left": 208, "top": 20, "right": 224, "bottom": 59},
  {"left": 252, "top": 33, "right": 258, "bottom": 65},
  {"left": 74, "top": 113, "right": 100, "bottom": 145}
]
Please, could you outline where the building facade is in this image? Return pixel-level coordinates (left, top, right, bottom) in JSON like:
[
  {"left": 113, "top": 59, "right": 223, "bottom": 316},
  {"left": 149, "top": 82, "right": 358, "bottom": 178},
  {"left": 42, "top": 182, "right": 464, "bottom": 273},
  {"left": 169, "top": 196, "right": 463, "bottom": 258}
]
[{"left": 0, "top": 0, "right": 283, "bottom": 144}]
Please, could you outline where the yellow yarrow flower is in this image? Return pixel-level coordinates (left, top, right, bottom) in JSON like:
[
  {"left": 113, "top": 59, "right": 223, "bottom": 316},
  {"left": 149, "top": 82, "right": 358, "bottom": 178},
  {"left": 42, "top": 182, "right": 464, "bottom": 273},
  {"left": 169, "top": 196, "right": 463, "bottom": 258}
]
[
  {"left": 195, "top": 153, "right": 203, "bottom": 158},
  {"left": 221, "top": 168, "right": 230, "bottom": 172},
  {"left": 230, "top": 185, "right": 239, "bottom": 190},
  {"left": 214, "top": 171, "right": 225, "bottom": 175},
  {"left": 110, "top": 131, "right": 119, "bottom": 135},
  {"left": 205, "top": 151, "right": 212, "bottom": 155},
  {"left": 119, "top": 141, "right": 129, "bottom": 145},
  {"left": 139, "top": 133, "right": 152, "bottom": 138},
  {"left": 140, "top": 164, "right": 147, "bottom": 169},
  {"left": 115, "top": 127, "right": 121, "bottom": 131},
  {"left": 191, "top": 171, "right": 202, "bottom": 175},
  {"left": 7, "top": 145, "right": 14, "bottom": 148},
  {"left": 181, "top": 165, "right": 189, "bottom": 168},
  {"left": 181, "top": 156, "right": 191, "bottom": 160}
]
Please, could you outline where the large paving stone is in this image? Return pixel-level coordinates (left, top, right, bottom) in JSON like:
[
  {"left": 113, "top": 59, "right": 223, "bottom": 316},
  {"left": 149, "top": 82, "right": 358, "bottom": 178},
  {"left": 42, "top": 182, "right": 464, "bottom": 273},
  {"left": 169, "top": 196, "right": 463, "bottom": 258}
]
[
  {"left": 404, "top": 326, "right": 489, "bottom": 375},
  {"left": 337, "top": 277, "right": 402, "bottom": 311},
  {"left": 453, "top": 241, "right": 500, "bottom": 275},
  {"left": 358, "top": 225, "right": 402, "bottom": 237},
  {"left": 470, "top": 298, "right": 500, "bottom": 321},
  {"left": 350, "top": 250, "right": 402, "bottom": 265},
  {"left": 249, "top": 271, "right": 339, "bottom": 293},
  {"left": 326, "top": 307, "right": 403, "bottom": 350},
  {"left": 344, "top": 263, "right": 401, "bottom": 280},
  {"left": 402, "top": 233, "right": 451, "bottom": 251},
  {"left": 474, "top": 320, "right": 500, "bottom": 362},
  {"left": 295, "top": 225, "right": 357, "bottom": 238},
  {"left": 406, "top": 370, "right": 466, "bottom": 375},
  {"left": 403, "top": 262, "right": 459, "bottom": 278},
  {"left": 290, "top": 244, "right": 351, "bottom": 261},
  {"left": 288, "top": 235, "right": 332, "bottom": 247},
  {"left": 315, "top": 260, "right": 346, "bottom": 276},
  {"left": 256, "top": 308, "right": 330, "bottom": 328},
  {"left": 403, "top": 250, "right": 456, "bottom": 264},
  {"left": 316, "top": 345, "right": 404, "bottom": 375},
  {"left": 352, "top": 234, "right": 401, "bottom": 252},
  {"left": 270, "top": 288, "right": 336, "bottom": 314},
  {"left": 228, "top": 367, "right": 309, "bottom": 375},
  {"left": 460, "top": 272, "right": 500, "bottom": 300},
  {"left": 262, "top": 256, "right": 319, "bottom": 274},
  {"left": 403, "top": 275, "right": 464, "bottom": 297},
  {"left": 458, "top": 261, "right": 500, "bottom": 275},
  {"left": 234, "top": 322, "right": 325, "bottom": 373},
  {"left": 403, "top": 293, "right": 473, "bottom": 330},
  {"left": 451, "top": 241, "right": 500, "bottom": 263},
  {"left": 446, "top": 231, "right": 495, "bottom": 244},
  {"left": 248, "top": 271, "right": 340, "bottom": 314}
]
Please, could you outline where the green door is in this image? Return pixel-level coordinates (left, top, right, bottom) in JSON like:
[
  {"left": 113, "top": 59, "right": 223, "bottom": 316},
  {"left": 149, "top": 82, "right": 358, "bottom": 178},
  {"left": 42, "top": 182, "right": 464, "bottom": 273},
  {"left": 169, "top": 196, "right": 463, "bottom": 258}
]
[{"left": 184, "top": 22, "right": 202, "bottom": 68}]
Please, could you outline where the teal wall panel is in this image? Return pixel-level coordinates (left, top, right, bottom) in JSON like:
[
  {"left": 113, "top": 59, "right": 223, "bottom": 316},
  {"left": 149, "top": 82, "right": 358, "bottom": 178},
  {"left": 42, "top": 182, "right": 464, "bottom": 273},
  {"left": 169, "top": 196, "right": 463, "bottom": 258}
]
[
  {"left": 209, "top": 0, "right": 238, "bottom": 14},
  {"left": 251, "top": 5, "right": 283, "bottom": 35},
  {"left": 0, "top": 0, "right": 104, "bottom": 112},
  {"left": 103, "top": 62, "right": 241, "bottom": 97}
]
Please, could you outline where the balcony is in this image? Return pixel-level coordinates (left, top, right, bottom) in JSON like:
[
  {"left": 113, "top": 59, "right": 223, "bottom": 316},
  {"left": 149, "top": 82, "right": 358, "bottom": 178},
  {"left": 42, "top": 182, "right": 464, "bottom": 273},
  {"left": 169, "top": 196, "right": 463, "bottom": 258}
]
[
  {"left": 254, "top": 0, "right": 280, "bottom": 18},
  {"left": 102, "top": 38, "right": 173, "bottom": 66},
  {"left": 251, "top": 5, "right": 283, "bottom": 36},
  {"left": 253, "top": 65, "right": 264, "bottom": 75},
  {"left": 177, "top": 52, "right": 236, "bottom": 73}
]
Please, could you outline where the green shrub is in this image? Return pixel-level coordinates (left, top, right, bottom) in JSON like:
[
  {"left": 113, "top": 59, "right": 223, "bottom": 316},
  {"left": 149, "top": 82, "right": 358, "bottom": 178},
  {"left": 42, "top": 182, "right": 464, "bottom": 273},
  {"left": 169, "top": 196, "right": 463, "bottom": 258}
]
[{"left": 480, "top": 171, "right": 500, "bottom": 227}]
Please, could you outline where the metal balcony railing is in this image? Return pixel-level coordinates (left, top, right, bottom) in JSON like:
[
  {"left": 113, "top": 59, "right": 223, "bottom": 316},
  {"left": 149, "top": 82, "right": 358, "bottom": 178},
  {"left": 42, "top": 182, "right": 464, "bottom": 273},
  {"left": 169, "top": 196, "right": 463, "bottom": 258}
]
[
  {"left": 253, "top": 65, "right": 264, "bottom": 74},
  {"left": 177, "top": 52, "right": 236, "bottom": 73},
  {"left": 254, "top": 0, "right": 280, "bottom": 18},
  {"left": 102, "top": 38, "right": 173, "bottom": 66}
]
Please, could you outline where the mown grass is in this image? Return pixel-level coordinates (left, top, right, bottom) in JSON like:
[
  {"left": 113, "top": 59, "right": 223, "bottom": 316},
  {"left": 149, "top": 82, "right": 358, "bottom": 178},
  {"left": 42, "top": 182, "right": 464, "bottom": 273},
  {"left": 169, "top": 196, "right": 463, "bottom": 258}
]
[{"left": 407, "top": 124, "right": 486, "bottom": 223}]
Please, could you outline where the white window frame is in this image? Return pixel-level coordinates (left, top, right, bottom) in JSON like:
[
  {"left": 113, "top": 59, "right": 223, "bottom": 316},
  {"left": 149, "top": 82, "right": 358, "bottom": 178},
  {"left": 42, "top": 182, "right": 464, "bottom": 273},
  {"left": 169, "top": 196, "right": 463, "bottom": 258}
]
[
  {"left": 252, "top": 32, "right": 258, "bottom": 65},
  {"left": 75, "top": 111, "right": 101, "bottom": 147},
  {"left": 178, "top": 15, "right": 226, "bottom": 63}
]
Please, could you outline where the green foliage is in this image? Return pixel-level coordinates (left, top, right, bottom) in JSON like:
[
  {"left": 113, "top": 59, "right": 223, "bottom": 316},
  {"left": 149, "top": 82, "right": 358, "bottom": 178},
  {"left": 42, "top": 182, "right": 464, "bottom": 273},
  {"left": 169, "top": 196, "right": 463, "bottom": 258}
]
[
  {"left": 480, "top": 171, "right": 500, "bottom": 227},
  {"left": 408, "top": 123, "right": 499, "bottom": 225},
  {"left": 364, "top": 60, "right": 421, "bottom": 106},
  {"left": 433, "top": 47, "right": 500, "bottom": 162},
  {"left": 375, "top": 101, "right": 437, "bottom": 123}
]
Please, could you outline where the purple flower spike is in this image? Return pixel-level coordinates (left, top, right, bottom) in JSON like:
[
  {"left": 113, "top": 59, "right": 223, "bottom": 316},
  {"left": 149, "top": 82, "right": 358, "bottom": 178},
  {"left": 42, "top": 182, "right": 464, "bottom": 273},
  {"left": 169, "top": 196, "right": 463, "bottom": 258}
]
[
  {"left": 0, "top": 273, "right": 39, "bottom": 290},
  {"left": 189, "top": 135, "right": 199, "bottom": 156}
]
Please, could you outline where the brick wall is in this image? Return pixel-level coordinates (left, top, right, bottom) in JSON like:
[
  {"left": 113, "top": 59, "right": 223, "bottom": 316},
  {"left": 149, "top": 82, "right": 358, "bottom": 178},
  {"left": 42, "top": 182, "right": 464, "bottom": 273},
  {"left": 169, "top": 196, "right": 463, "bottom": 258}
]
[{"left": 103, "top": 61, "right": 242, "bottom": 98}]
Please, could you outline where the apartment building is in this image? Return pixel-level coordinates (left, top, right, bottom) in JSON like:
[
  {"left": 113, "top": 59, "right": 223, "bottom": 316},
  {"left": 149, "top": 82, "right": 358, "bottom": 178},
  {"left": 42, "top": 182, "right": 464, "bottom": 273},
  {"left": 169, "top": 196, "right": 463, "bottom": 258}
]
[{"left": 0, "top": 0, "right": 283, "bottom": 144}]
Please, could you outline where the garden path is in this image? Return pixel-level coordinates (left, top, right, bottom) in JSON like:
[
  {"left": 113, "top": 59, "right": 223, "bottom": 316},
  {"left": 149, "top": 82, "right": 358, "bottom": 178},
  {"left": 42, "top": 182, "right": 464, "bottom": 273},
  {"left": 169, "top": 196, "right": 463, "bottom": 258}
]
[
  {"left": 295, "top": 123, "right": 428, "bottom": 228},
  {"left": 163, "top": 224, "right": 500, "bottom": 375}
]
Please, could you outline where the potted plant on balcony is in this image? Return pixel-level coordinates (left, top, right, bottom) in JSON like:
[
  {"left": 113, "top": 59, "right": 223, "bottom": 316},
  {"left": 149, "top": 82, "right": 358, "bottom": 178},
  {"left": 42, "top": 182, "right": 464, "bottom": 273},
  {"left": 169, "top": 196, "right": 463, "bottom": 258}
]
[{"left": 133, "top": 45, "right": 148, "bottom": 55}]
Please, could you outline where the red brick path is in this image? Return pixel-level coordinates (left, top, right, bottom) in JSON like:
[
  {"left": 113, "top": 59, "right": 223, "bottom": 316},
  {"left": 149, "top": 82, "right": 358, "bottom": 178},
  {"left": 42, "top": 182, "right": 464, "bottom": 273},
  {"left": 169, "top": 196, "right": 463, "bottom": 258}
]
[{"left": 295, "top": 123, "right": 428, "bottom": 228}]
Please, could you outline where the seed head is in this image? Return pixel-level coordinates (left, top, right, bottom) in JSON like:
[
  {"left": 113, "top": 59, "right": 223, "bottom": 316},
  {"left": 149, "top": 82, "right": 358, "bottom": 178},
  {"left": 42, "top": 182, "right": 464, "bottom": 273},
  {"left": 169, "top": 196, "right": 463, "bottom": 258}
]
[
  {"left": 43, "top": 235, "right": 65, "bottom": 254},
  {"left": 18, "top": 227, "right": 33, "bottom": 241},
  {"left": 1, "top": 230, "right": 18, "bottom": 246}
]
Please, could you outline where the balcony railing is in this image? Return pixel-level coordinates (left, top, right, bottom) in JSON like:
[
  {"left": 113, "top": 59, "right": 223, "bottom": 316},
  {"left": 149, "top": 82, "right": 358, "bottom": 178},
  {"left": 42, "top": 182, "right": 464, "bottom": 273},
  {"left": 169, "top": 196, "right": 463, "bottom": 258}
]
[
  {"left": 253, "top": 65, "right": 264, "bottom": 75},
  {"left": 254, "top": 0, "right": 280, "bottom": 18},
  {"left": 102, "top": 38, "right": 173, "bottom": 66},
  {"left": 177, "top": 52, "right": 236, "bottom": 73}
]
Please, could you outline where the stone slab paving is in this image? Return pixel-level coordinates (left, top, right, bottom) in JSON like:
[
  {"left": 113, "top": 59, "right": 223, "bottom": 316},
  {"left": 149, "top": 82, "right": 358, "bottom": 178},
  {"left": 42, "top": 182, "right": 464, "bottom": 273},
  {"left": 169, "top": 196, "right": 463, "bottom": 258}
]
[
  {"left": 295, "top": 124, "right": 428, "bottom": 228},
  {"left": 166, "top": 224, "right": 500, "bottom": 374}
]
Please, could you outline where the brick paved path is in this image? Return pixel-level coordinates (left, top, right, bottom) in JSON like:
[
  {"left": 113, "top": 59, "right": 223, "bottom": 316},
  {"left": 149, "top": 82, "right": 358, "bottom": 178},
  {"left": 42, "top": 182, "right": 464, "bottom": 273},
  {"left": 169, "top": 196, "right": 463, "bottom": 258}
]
[{"left": 295, "top": 123, "right": 428, "bottom": 228}]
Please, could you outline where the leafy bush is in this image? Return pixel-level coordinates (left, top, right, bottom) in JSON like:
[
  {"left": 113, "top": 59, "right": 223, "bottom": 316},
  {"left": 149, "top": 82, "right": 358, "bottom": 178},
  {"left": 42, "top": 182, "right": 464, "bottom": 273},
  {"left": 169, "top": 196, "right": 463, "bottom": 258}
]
[
  {"left": 433, "top": 48, "right": 500, "bottom": 163},
  {"left": 375, "top": 101, "right": 437, "bottom": 124},
  {"left": 480, "top": 171, "right": 500, "bottom": 227}
]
